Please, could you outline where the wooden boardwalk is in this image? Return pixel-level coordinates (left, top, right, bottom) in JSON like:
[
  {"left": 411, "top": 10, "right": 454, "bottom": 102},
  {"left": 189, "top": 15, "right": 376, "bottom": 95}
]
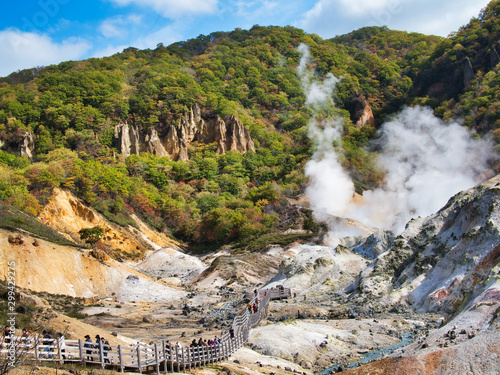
[{"left": 3, "top": 288, "right": 290, "bottom": 373}]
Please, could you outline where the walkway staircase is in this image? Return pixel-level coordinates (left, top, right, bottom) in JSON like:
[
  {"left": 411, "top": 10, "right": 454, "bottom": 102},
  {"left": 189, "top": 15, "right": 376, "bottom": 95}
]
[{"left": 3, "top": 288, "right": 290, "bottom": 373}]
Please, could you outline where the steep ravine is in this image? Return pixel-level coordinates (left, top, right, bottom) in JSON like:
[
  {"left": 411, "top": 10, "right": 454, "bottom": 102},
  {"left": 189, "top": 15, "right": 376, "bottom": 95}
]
[{"left": 2, "top": 175, "right": 500, "bottom": 375}]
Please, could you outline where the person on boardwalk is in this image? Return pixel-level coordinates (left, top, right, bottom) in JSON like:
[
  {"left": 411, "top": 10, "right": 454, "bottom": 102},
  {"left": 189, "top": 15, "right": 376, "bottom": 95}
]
[
  {"left": 3, "top": 326, "right": 12, "bottom": 346},
  {"left": 42, "top": 330, "right": 54, "bottom": 359},
  {"left": 84, "top": 334, "right": 93, "bottom": 361},
  {"left": 175, "top": 342, "right": 182, "bottom": 357},
  {"left": 102, "top": 337, "right": 111, "bottom": 363},
  {"left": 21, "top": 328, "right": 31, "bottom": 344},
  {"left": 95, "top": 335, "right": 102, "bottom": 361}
]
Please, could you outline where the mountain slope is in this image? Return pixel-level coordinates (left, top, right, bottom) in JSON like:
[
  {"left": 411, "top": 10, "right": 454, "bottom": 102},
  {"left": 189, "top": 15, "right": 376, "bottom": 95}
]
[{"left": 4, "top": 11, "right": 499, "bottom": 248}]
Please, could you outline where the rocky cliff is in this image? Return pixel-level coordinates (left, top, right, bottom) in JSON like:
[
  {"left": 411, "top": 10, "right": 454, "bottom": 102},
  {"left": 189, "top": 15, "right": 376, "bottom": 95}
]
[
  {"left": 346, "top": 94, "right": 376, "bottom": 129},
  {"left": 0, "top": 131, "right": 35, "bottom": 158},
  {"left": 115, "top": 104, "right": 255, "bottom": 160},
  {"left": 351, "top": 174, "right": 500, "bottom": 316}
]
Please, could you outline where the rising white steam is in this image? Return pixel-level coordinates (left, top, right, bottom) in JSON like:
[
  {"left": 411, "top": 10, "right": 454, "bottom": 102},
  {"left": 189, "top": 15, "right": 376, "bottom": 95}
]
[
  {"left": 299, "top": 44, "right": 494, "bottom": 237},
  {"left": 298, "top": 44, "right": 355, "bottom": 221},
  {"left": 345, "top": 106, "right": 494, "bottom": 232}
]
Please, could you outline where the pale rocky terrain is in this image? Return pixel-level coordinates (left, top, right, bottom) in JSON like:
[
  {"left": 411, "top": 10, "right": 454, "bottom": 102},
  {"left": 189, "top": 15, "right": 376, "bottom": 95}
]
[
  {"left": 2, "top": 175, "right": 500, "bottom": 374},
  {"left": 0, "top": 227, "right": 186, "bottom": 302}
]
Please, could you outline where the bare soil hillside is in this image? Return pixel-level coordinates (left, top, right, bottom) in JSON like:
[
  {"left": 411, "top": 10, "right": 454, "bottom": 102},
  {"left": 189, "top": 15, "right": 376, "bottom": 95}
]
[
  {"left": 0, "top": 228, "right": 185, "bottom": 302},
  {"left": 40, "top": 188, "right": 179, "bottom": 257}
]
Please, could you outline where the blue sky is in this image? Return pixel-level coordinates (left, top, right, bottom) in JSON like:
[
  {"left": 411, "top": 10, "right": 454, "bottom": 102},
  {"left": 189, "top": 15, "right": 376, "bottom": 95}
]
[{"left": 0, "top": 0, "right": 491, "bottom": 77}]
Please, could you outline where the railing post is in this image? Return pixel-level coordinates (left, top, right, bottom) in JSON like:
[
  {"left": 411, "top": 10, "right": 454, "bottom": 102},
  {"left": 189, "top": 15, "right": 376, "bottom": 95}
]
[
  {"left": 78, "top": 339, "right": 84, "bottom": 365},
  {"left": 57, "top": 336, "right": 62, "bottom": 364},
  {"left": 155, "top": 343, "right": 160, "bottom": 375},
  {"left": 176, "top": 345, "right": 180, "bottom": 373},
  {"left": 189, "top": 346, "right": 193, "bottom": 370},
  {"left": 137, "top": 345, "right": 142, "bottom": 374},
  {"left": 118, "top": 345, "right": 124, "bottom": 373},
  {"left": 169, "top": 343, "right": 174, "bottom": 373},
  {"left": 162, "top": 340, "right": 167, "bottom": 374},
  {"left": 181, "top": 346, "right": 186, "bottom": 373},
  {"left": 34, "top": 337, "right": 39, "bottom": 362},
  {"left": 99, "top": 339, "right": 104, "bottom": 368}
]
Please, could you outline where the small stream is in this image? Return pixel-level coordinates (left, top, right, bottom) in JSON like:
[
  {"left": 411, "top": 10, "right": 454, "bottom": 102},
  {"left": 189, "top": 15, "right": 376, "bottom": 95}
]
[
  {"left": 322, "top": 331, "right": 414, "bottom": 374},
  {"left": 208, "top": 297, "right": 243, "bottom": 319}
]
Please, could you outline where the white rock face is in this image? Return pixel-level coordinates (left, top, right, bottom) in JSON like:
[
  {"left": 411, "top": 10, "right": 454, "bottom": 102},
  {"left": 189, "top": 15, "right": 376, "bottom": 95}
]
[
  {"left": 265, "top": 244, "right": 368, "bottom": 299},
  {"left": 112, "top": 271, "right": 186, "bottom": 302},
  {"left": 136, "top": 247, "right": 207, "bottom": 285},
  {"left": 345, "top": 175, "right": 500, "bottom": 317}
]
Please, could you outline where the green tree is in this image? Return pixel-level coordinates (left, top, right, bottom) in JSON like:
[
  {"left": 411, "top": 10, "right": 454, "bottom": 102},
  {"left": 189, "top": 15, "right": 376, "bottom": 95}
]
[{"left": 78, "top": 226, "right": 105, "bottom": 248}]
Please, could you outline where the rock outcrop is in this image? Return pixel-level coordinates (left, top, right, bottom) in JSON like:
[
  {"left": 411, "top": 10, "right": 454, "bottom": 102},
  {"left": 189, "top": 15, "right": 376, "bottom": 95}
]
[
  {"left": 0, "top": 131, "right": 35, "bottom": 158},
  {"left": 115, "top": 104, "right": 255, "bottom": 160},
  {"left": 39, "top": 188, "right": 178, "bottom": 255},
  {"left": 136, "top": 247, "right": 207, "bottom": 286},
  {"left": 490, "top": 46, "right": 500, "bottom": 68},
  {"left": 266, "top": 244, "right": 368, "bottom": 298},
  {"left": 20, "top": 131, "right": 35, "bottom": 158},
  {"left": 463, "top": 57, "right": 475, "bottom": 86},
  {"left": 346, "top": 94, "right": 376, "bottom": 129},
  {"left": 352, "top": 174, "right": 500, "bottom": 315}
]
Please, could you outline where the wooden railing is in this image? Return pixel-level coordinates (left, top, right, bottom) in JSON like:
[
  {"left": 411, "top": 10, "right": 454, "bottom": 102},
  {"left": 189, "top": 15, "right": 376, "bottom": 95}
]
[{"left": 2, "top": 288, "right": 290, "bottom": 373}]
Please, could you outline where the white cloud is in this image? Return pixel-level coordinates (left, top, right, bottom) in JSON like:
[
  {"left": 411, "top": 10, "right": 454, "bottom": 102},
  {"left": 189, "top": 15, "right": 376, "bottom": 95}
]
[
  {"left": 0, "top": 29, "right": 91, "bottom": 77},
  {"left": 338, "top": 0, "right": 403, "bottom": 16},
  {"left": 92, "top": 44, "right": 130, "bottom": 59},
  {"left": 132, "top": 22, "right": 186, "bottom": 49},
  {"left": 100, "top": 20, "right": 122, "bottom": 38},
  {"left": 93, "top": 21, "right": 185, "bottom": 60},
  {"left": 235, "top": 1, "right": 279, "bottom": 19},
  {"left": 300, "top": 0, "right": 491, "bottom": 38},
  {"left": 397, "top": 1, "right": 491, "bottom": 37},
  {"left": 99, "top": 14, "right": 143, "bottom": 38},
  {"left": 109, "top": 0, "right": 218, "bottom": 18}
]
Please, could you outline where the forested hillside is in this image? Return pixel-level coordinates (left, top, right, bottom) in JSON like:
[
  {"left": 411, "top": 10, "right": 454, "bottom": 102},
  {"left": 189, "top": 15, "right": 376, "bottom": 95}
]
[{"left": 0, "top": 1, "right": 499, "bottom": 252}]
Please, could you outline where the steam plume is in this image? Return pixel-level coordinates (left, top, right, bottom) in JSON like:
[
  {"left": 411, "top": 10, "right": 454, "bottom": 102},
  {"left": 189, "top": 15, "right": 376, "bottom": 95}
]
[
  {"left": 298, "top": 44, "right": 495, "bottom": 236},
  {"left": 298, "top": 44, "right": 355, "bottom": 221},
  {"left": 345, "top": 106, "right": 494, "bottom": 232}
]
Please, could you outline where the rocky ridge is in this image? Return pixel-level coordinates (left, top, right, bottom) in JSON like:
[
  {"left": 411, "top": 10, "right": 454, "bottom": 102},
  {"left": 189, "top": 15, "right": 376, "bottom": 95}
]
[
  {"left": 114, "top": 104, "right": 255, "bottom": 160},
  {"left": 351, "top": 174, "right": 500, "bottom": 316}
]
